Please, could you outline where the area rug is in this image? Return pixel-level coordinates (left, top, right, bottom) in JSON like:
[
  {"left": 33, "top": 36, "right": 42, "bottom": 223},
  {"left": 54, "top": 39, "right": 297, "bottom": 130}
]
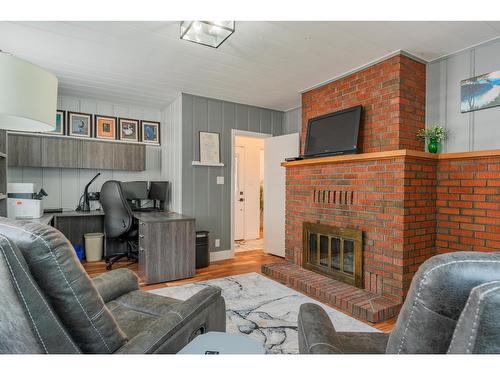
[{"left": 150, "top": 272, "right": 379, "bottom": 354}]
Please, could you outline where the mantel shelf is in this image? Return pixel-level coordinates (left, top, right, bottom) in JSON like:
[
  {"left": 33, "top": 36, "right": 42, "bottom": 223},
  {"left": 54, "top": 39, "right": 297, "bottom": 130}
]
[
  {"left": 282, "top": 148, "right": 500, "bottom": 167},
  {"left": 192, "top": 161, "right": 225, "bottom": 167}
]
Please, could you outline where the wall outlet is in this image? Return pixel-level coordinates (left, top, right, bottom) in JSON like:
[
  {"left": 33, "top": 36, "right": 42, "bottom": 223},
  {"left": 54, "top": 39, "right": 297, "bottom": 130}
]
[
  {"left": 215, "top": 239, "right": 221, "bottom": 248},
  {"left": 216, "top": 176, "right": 224, "bottom": 185}
]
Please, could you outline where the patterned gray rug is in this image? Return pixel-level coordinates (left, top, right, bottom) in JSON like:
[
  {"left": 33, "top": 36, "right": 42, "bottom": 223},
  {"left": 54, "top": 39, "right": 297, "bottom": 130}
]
[{"left": 150, "top": 272, "right": 379, "bottom": 354}]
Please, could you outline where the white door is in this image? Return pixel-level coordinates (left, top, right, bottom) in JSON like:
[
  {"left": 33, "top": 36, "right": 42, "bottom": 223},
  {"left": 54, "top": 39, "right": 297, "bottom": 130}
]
[
  {"left": 263, "top": 133, "right": 300, "bottom": 257},
  {"left": 234, "top": 145, "right": 245, "bottom": 240}
]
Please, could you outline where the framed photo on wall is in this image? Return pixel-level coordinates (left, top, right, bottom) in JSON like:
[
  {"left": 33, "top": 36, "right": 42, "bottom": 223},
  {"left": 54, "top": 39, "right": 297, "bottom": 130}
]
[
  {"left": 68, "top": 111, "right": 92, "bottom": 138},
  {"left": 118, "top": 118, "right": 140, "bottom": 142},
  {"left": 199, "top": 131, "right": 221, "bottom": 164},
  {"left": 47, "top": 110, "right": 65, "bottom": 135},
  {"left": 141, "top": 120, "right": 160, "bottom": 145},
  {"left": 94, "top": 115, "right": 117, "bottom": 140}
]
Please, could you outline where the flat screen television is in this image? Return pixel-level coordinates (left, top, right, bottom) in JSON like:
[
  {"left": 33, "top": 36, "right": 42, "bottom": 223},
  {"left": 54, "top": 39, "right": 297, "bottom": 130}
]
[{"left": 304, "top": 105, "right": 362, "bottom": 158}]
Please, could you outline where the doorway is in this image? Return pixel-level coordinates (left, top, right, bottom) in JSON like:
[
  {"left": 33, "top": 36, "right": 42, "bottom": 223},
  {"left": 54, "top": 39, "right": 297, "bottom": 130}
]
[{"left": 231, "top": 130, "right": 270, "bottom": 253}]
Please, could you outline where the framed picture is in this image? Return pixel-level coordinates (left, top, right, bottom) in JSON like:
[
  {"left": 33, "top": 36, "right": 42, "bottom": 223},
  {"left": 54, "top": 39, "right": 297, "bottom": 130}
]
[
  {"left": 461, "top": 70, "right": 500, "bottom": 113},
  {"left": 47, "top": 110, "right": 65, "bottom": 135},
  {"left": 118, "top": 118, "right": 140, "bottom": 142},
  {"left": 141, "top": 120, "right": 160, "bottom": 145},
  {"left": 199, "top": 131, "right": 221, "bottom": 164},
  {"left": 94, "top": 115, "right": 117, "bottom": 140},
  {"left": 68, "top": 111, "right": 92, "bottom": 138}
]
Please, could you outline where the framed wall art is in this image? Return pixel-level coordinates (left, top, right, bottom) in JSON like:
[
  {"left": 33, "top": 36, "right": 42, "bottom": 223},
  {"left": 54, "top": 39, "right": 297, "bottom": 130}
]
[
  {"left": 47, "top": 110, "right": 65, "bottom": 135},
  {"left": 68, "top": 111, "right": 92, "bottom": 138},
  {"left": 95, "top": 115, "right": 117, "bottom": 140},
  {"left": 118, "top": 118, "right": 139, "bottom": 142},
  {"left": 461, "top": 70, "right": 500, "bottom": 113},
  {"left": 199, "top": 131, "right": 221, "bottom": 164},
  {"left": 141, "top": 120, "right": 160, "bottom": 145}
]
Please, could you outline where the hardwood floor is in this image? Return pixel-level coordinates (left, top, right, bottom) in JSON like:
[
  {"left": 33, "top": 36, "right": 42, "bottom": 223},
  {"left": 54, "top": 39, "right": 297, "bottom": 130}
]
[{"left": 83, "top": 249, "right": 396, "bottom": 332}]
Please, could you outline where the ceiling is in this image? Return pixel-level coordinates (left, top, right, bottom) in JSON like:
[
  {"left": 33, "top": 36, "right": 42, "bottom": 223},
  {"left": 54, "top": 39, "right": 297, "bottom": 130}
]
[{"left": 1, "top": 21, "right": 500, "bottom": 111}]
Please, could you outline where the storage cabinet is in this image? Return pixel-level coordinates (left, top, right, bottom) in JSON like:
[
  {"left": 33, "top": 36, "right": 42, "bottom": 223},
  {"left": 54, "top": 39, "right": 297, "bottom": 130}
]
[
  {"left": 81, "top": 140, "right": 114, "bottom": 169},
  {"left": 136, "top": 213, "right": 195, "bottom": 284},
  {"left": 8, "top": 134, "right": 42, "bottom": 167},
  {"left": 41, "top": 137, "right": 81, "bottom": 168},
  {"left": 112, "top": 142, "right": 145, "bottom": 171},
  {"left": 7, "top": 133, "right": 146, "bottom": 171}
]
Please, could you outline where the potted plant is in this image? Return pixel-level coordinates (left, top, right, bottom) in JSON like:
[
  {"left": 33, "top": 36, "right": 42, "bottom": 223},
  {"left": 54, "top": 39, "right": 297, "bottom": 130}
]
[{"left": 417, "top": 125, "right": 447, "bottom": 154}]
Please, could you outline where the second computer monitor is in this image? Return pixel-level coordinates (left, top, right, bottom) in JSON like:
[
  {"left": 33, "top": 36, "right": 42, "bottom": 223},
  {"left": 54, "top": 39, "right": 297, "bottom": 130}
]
[
  {"left": 120, "top": 181, "right": 149, "bottom": 200},
  {"left": 149, "top": 181, "right": 169, "bottom": 210}
]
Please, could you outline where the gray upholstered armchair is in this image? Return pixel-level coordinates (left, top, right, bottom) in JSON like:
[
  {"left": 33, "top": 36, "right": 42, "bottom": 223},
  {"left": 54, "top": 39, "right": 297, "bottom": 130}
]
[
  {"left": 0, "top": 218, "right": 226, "bottom": 354},
  {"left": 298, "top": 251, "right": 500, "bottom": 354}
]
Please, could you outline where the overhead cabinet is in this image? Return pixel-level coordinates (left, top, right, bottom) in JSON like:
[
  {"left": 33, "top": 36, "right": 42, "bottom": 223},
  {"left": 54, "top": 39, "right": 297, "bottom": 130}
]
[
  {"left": 8, "top": 133, "right": 42, "bottom": 168},
  {"left": 7, "top": 133, "right": 146, "bottom": 171},
  {"left": 81, "top": 140, "right": 115, "bottom": 170},
  {"left": 42, "top": 137, "right": 81, "bottom": 168}
]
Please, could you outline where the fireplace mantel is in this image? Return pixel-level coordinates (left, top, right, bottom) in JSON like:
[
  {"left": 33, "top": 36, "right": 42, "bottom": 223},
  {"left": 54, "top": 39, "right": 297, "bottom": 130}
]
[{"left": 282, "top": 149, "right": 500, "bottom": 168}]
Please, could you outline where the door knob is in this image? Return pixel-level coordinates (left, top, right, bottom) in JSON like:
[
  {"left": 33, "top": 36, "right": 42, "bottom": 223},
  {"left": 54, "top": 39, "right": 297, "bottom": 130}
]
[{"left": 239, "top": 198, "right": 244, "bottom": 202}]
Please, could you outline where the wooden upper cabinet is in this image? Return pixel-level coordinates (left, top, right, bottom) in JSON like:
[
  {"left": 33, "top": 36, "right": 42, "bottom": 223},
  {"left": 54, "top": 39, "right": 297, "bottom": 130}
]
[
  {"left": 8, "top": 134, "right": 42, "bottom": 167},
  {"left": 81, "top": 140, "right": 114, "bottom": 170},
  {"left": 41, "top": 137, "right": 81, "bottom": 168},
  {"left": 112, "top": 143, "right": 145, "bottom": 171},
  {"left": 8, "top": 133, "right": 146, "bottom": 171}
]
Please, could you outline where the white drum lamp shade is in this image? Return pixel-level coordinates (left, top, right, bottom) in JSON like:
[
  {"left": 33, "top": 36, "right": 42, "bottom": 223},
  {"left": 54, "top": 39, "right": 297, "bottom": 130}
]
[{"left": 0, "top": 52, "right": 58, "bottom": 132}]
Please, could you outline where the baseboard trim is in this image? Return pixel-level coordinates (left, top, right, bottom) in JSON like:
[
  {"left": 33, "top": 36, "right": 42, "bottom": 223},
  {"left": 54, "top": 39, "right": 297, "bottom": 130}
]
[{"left": 209, "top": 249, "right": 234, "bottom": 262}]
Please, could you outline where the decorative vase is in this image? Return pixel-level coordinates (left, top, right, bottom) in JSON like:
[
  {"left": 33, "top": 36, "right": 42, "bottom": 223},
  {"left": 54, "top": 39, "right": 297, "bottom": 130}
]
[{"left": 427, "top": 138, "right": 439, "bottom": 154}]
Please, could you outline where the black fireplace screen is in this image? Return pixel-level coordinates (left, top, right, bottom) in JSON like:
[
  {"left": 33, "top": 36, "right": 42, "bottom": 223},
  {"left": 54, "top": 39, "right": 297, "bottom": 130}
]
[{"left": 303, "top": 222, "right": 362, "bottom": 287}]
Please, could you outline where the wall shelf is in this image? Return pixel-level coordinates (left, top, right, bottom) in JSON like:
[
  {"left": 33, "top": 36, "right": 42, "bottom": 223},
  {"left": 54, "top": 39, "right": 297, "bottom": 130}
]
[{"left": 191, "top": 161, "right": 225, "bottom": 167}]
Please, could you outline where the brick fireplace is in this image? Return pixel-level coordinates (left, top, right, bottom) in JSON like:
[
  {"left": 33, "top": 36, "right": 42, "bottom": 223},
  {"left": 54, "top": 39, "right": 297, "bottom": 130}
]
[{"left": 261, "top": 52, "right": 500, "bottom": 323}]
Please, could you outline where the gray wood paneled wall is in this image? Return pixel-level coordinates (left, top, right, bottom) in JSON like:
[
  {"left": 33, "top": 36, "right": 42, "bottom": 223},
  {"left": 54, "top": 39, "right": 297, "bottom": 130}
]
[
  {"left": 181, "top": 93, "right": 284, "bottom": 252},
  {"left": 8, "top": 95, "right": 163, "bottom": 210},
  {"left": 426, "top": 37, "right": 500, "bottom": 152},
  {"left": 284, "top": 106, "right": 302, "bottom": 135}
]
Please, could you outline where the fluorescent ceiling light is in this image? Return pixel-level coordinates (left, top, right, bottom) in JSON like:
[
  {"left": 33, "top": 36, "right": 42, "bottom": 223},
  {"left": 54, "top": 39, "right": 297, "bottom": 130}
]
[
  {"left": 180, "top": 21, "right": 235, "bottom": 48},
  {"left": 0, "top": 51, "right": 57, "bottom": 132}
]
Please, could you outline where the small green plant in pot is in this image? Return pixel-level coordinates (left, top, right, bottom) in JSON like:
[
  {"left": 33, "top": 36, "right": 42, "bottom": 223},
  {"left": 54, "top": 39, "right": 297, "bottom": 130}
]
[{"left": 417, "top": 125, "right": 447, "bottom": 154}]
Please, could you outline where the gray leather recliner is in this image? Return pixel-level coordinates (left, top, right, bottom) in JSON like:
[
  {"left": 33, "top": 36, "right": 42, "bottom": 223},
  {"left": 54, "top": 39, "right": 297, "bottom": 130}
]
[
  {"left": 0, "top": 218, "right": 226, "bottom": 354},
  {"left": 298, "top": 251, "right": 500, "bottom": 354}
]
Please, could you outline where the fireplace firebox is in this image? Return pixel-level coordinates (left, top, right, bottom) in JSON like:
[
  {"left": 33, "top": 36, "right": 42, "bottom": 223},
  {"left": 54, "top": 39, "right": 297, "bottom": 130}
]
[{"left": 303, "top": 222, "right": 362, "bottom": 287}]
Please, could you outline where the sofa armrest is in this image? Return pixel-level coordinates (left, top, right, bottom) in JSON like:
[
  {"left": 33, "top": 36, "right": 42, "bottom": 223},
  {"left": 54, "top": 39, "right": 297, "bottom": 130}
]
[
  {"left": 117, "top": 286, "right": 226, "bottom": 354},
  {"left": 93, "top": 269, "right": 139, "bottom": 303},
  {"left": 298, "top": 303, "right": 343, "bottom": 354}
]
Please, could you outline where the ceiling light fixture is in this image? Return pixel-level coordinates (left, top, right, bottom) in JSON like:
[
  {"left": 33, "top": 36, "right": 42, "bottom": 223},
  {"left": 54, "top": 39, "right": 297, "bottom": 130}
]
[
  {"left": 180, "top": 21, "right": 235, "bottom": 48},
  {"left": 0, "top": 51, "right": 57, "bottom": 132}
]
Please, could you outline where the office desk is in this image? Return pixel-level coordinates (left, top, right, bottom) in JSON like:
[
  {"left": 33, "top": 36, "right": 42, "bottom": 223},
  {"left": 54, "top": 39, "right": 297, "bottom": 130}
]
[
  {"left": 52, "top": 210, "right": 105, "bottom": 249},
  {"left": 19, "top": 210, "right": 104, "bottom": 245},
  {"left": 21, "top": 209, "right": 195, "bottom": 284},
  {"left": 135, "top": 211, "right": 195, "bottom": 284}
]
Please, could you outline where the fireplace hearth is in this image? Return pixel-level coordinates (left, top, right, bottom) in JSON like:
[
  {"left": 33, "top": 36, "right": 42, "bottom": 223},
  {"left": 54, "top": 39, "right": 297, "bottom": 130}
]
[{"left": 303, "top": 222, "right": 362, "bottom": 288}]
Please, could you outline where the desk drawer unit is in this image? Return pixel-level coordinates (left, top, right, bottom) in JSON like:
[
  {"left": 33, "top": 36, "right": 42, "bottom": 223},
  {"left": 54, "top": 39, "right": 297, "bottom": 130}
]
[{"left": 138, "top": 218, "right": 195, "bottom": 284}]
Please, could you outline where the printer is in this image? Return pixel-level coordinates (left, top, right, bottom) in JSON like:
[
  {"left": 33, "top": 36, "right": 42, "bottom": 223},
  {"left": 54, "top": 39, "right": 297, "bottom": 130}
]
[{"left": 7, "top": 183, "right": 47, "bottom": 220}]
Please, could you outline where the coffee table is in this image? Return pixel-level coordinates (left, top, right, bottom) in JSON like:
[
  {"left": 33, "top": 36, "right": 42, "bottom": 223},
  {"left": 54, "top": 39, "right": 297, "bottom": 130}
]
[{"left": 178, "top": 332, "right": 266, "bottom": 354}]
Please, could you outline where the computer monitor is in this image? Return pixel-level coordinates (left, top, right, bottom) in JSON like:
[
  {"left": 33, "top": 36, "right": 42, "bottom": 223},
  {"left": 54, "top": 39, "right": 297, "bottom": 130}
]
[
  {"left": 120, "top": 181, "right": 149, "bottom": 200},
  {"left": 148, "top": 181, "right": 169, "bottom": 211}
]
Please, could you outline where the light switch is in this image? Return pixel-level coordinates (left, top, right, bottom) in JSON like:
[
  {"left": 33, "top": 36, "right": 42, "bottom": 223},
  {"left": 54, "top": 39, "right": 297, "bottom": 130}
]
[
  {"left": 215, "top": 239, "right": 221, "bottom": 247},
  {"left": 217, "top": 176, "right": 224, "bottom": 185}
]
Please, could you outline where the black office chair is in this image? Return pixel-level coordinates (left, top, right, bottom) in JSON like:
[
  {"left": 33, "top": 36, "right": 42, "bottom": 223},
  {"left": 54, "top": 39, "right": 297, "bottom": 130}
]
[{"left": 100, "top": 180, "right": 138, "bottom": 270}]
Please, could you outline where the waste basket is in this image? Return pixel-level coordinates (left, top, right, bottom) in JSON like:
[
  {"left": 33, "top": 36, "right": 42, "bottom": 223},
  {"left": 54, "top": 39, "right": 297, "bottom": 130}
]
[{"left": 84, "top": 232, "right": 104, "bottom": 262}]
